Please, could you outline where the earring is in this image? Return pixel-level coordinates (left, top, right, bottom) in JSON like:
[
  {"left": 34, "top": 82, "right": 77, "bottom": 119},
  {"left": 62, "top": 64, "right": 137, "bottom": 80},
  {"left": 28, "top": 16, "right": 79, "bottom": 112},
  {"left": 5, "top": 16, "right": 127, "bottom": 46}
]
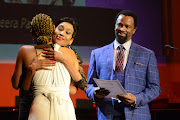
[{"left": 68, "top": 45, "right": 72, "bottom": 49}]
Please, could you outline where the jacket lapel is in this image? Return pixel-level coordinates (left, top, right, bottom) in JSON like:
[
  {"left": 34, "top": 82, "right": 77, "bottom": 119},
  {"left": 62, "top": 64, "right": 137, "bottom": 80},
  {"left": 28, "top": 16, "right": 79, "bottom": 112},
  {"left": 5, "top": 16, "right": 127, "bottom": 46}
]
[{"left": 107, "top": 42, "right": 114, "bottom": 80}]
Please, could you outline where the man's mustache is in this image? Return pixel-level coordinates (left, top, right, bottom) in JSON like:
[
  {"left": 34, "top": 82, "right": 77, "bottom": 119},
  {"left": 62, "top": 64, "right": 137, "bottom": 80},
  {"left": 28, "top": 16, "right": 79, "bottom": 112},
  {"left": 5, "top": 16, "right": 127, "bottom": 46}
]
[{"left": 116, "top": 30, "right": 127, "bottom": 35}]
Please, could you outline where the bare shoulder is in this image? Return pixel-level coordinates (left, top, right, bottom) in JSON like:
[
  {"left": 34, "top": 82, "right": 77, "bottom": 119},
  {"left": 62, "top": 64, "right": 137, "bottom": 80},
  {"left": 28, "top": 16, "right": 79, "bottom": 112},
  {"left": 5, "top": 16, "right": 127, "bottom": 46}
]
[
  {"left": 19, "top": 45, "right": 34, "bottom": 54},
  {"left": 59, "top": 47, "right": 76, "bottom": 58},
  {"left": 18, "top": 45, "right": 36, "bottom": 66},
  {"left": 59, "top": 47, "right": 78, "bottom": 68}
]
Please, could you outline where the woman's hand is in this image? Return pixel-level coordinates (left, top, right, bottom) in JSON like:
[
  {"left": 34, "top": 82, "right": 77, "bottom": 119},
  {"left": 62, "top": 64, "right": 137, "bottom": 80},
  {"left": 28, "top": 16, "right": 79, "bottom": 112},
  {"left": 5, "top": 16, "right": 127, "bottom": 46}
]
[
  {"left": 29, "top": 53, "right": 56, "bottom": 71},
  {"left": 23, "top": 54, "right": 56, "bottom": 91},
  {"left": 42, "top": 48, "right": 67, "bottom": 63}
]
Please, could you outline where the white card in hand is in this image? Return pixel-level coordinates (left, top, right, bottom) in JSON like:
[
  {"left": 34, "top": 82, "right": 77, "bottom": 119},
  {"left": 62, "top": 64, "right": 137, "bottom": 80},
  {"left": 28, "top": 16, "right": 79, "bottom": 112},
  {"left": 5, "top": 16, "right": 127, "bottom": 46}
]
[{"left": 93, "top": 78, "right": 127, "bottom": 98}]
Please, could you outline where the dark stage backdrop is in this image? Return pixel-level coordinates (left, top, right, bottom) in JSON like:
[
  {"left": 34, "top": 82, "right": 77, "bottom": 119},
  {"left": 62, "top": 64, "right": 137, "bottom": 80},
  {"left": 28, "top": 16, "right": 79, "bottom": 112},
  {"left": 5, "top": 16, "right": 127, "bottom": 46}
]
[
  {"left": 0, "top": 3, "right": 120, "bottom": 46},
  {"left": 0, "top": 0, "right": 164, "bottom": 64}
]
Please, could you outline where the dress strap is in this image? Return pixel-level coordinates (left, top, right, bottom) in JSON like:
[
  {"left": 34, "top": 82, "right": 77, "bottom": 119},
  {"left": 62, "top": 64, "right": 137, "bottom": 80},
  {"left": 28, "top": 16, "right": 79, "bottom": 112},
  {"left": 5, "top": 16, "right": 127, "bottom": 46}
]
[{"left": 54, "top": 43, "right": 61, "bottom": 51}]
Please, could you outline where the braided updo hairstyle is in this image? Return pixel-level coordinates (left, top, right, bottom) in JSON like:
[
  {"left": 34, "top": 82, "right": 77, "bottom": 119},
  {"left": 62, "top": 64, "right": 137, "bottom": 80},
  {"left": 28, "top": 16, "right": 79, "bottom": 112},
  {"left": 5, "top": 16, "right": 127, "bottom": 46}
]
[{"left": 31, "top": 13, "right": 54, "bottom": 45}]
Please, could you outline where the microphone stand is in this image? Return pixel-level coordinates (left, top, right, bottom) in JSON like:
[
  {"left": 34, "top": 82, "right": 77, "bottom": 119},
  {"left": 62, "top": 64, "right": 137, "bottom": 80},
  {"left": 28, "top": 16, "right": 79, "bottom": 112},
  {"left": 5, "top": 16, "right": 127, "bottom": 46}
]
[{"left": 164, "top": 45, "right": 180, "bottom": 52}]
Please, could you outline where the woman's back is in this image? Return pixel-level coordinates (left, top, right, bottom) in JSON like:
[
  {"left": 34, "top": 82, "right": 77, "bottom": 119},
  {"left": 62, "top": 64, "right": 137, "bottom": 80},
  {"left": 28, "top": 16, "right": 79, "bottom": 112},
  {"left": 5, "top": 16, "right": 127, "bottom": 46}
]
[{"left": 29, "top": 43, "right": 76, "bottom": 120}]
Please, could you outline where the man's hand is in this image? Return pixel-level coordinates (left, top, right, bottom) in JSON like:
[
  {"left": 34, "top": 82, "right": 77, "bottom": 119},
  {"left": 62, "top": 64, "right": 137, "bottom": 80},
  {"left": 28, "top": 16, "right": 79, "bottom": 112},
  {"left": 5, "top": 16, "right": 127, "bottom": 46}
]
[
  {"left": 29, "top": 53, "right": 56, "bottom": 71},
  {"left": 94, "top": 88, "right": 110, "bottom": 98},
  {"left": 116, "top": 93, "right": 136, "bottom": 105}
]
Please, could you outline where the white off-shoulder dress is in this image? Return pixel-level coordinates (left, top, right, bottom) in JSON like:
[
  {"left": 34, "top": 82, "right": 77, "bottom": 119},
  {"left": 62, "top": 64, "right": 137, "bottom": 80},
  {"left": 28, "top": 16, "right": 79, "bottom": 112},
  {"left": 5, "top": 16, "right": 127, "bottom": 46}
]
[{"left": 28, "top": 43, "right": 76, "bottom": 120}]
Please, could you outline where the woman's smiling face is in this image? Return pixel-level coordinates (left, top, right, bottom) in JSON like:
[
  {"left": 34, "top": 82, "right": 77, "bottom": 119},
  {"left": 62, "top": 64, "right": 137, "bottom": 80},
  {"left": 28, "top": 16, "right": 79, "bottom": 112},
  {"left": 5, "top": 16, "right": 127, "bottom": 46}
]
[{"left": 53, "top": 22, "right": 74, "bottom": 46}]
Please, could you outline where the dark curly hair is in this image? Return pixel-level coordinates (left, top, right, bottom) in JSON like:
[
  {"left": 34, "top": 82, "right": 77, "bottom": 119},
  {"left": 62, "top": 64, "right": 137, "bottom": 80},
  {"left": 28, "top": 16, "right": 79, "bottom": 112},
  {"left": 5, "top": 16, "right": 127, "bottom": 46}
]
[
  {"left": 31, "top": 13, "right": 54, "bottom": 45},
  {"left": 55, "top": 17, "right": 78, "bottom": 39}
]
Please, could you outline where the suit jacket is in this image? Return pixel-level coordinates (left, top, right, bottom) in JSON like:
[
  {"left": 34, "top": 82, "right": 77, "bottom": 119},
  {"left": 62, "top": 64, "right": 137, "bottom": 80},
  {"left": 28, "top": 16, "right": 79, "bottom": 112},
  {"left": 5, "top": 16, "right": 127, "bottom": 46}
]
[{"left": 85, "top": 41, "right": 161, "bottom": 120}]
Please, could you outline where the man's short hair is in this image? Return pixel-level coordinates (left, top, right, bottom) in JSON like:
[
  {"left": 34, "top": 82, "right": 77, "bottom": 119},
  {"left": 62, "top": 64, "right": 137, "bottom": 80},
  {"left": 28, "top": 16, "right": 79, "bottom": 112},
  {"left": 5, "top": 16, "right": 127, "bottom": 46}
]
[{"left": 115, "top": 10, "right": 137, "bottom": 28}]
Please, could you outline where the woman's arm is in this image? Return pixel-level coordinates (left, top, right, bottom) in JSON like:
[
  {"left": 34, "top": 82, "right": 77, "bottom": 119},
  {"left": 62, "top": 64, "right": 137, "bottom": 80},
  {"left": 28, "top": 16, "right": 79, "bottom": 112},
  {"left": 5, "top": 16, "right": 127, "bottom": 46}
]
[
  {"left": 74, "top": 51, "right": 88, "bottom": 90},
  {"left": 43, "top": 48, "right": 82, "bottom": 82},
  {"left": 22, "top": 54, "right": 56, "bottom": 91},
  {"left": 74, "top": 64, "right": 88, "bottom": 90},
  {"left": 12, "top": 45, "right": 56, "bottom": 91},
  {"left": 11, "top": 47, "right": 24, "bottom": 89},
  {"left": 69, "top": 62, "right": 88, "bottom": 94},
  {"left": 22, "top": 55, "right": 39, "bottom": 91},
  {"left": 70, "top": 80, "right": 78, "bottom": 95},
  {"left": 43, "top": 48, "right": 88, "bottom": 92},
  {"left": 62, "top": 52, "right": 82, "bottom": 82}
]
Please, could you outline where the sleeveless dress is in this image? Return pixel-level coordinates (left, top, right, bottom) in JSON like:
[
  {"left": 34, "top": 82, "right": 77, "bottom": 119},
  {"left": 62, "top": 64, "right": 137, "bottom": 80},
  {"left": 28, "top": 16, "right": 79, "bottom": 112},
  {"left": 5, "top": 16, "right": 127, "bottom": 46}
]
[{"left": 28, "top": 43, "right": 76, "bottom": 120}]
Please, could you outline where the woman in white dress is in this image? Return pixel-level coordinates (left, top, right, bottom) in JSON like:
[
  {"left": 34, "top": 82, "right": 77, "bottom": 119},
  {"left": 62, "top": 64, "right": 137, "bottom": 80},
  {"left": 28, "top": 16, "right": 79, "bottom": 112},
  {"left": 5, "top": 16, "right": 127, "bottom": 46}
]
[{"left": 12, "top": 13, "right": 87, "bottom": 120}]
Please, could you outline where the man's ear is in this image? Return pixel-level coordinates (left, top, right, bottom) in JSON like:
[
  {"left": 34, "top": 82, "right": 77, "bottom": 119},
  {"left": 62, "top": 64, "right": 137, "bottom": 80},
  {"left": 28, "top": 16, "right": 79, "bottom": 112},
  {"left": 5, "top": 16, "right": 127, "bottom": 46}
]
[
  {"left": 69, "top": 38, "right": 74, "bottom": 46},
  {"left": 133, "top": 28, "right": 137, "bottom": 34}
]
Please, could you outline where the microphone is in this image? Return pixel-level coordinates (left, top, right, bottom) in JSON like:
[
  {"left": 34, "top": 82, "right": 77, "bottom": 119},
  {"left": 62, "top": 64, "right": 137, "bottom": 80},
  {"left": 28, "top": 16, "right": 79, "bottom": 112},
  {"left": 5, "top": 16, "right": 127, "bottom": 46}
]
[{"left": 164, "top": 45, "right": 180, "bottom": 51}]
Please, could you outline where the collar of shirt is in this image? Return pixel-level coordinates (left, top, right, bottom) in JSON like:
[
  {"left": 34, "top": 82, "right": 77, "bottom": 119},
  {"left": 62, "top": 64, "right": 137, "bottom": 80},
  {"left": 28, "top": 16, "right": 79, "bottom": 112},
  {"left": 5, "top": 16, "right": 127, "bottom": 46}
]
[{"left": 114, "top": 39, "right": 132, "bottom": 51}]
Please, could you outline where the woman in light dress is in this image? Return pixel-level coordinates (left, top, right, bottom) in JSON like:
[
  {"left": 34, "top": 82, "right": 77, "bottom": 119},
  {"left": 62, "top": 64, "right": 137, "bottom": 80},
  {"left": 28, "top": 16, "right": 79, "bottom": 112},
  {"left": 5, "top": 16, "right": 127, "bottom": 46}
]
[{"left": 12, "top": 13, "right": 87, "bottom": 120}]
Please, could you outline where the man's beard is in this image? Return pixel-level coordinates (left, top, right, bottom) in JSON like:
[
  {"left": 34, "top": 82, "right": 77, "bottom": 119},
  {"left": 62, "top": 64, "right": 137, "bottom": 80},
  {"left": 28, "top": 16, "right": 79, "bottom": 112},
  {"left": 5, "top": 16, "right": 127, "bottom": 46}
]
[{"left": 115, "top": 31, "right": 128, "bottom": 44}]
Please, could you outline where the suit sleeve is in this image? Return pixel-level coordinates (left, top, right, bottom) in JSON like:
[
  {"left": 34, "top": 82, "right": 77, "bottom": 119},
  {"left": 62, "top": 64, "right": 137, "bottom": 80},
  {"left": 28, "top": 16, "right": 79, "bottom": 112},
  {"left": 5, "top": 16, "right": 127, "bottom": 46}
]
[
  {"left": 135, "top": 51, "right": 161, "bottom": 108},
  {"left": 85, "top": 50, "right": 98, "bottom": 102}
]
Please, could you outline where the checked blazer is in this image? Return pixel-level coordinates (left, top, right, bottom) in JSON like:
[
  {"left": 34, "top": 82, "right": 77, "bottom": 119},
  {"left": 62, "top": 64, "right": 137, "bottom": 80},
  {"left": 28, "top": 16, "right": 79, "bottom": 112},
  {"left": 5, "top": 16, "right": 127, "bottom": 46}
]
[{"left": 85, "top": 41, "right": 161, "bottom": 120}]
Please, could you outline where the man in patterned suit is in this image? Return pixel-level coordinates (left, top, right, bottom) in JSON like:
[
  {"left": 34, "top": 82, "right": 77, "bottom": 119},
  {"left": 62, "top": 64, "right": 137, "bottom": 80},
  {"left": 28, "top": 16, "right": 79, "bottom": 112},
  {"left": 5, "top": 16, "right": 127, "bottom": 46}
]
[{"left": 85, "top": 10, "right": 161, "bottom": 120}]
